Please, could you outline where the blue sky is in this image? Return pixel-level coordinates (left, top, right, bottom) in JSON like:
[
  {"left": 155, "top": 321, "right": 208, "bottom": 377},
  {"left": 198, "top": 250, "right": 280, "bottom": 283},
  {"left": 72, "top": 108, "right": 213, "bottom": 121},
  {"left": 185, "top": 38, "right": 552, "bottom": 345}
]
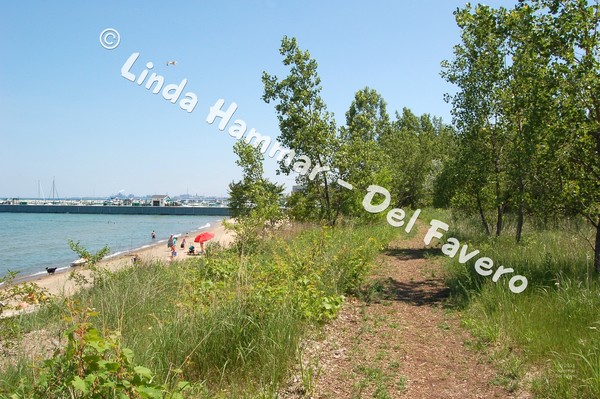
[{"left": 0, "top": 0, "right": 515, "bottom": 198}]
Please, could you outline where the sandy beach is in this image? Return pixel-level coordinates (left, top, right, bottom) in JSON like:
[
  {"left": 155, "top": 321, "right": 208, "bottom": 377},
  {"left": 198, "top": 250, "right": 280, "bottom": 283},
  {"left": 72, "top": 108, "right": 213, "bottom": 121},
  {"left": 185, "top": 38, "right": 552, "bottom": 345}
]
[{"left": 3, "top": 219, "right": 234, "bottom": 306}]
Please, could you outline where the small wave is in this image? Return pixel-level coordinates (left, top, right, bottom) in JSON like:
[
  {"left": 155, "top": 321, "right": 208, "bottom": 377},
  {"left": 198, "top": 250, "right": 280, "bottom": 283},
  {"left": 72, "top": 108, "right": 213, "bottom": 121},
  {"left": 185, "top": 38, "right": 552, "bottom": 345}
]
[
  {"left": 199, "top": 222, "right": 211, "bottom": 230},
  {"left": 105, "top": 251, "right": 126, "bottom": 259}
]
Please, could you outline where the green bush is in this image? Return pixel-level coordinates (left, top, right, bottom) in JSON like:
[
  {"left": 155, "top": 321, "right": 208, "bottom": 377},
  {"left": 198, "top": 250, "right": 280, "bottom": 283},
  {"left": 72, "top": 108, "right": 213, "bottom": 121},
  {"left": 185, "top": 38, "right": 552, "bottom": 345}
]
[
  {"left": 8, "top": 301, "right": 194, "bottom": 399},
  {"left": 0, "top": 222, "right": 399, "bottom": 397}
]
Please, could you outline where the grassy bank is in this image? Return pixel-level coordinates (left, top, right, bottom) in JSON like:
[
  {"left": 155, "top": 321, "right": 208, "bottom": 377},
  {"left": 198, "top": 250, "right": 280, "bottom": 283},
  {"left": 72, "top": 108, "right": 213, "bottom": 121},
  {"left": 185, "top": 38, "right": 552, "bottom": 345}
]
[
  {"left": 423, "top": 208, "right": 600, "bottom": 398},
  {"left": 0, "top": 222, "right": 398, "bottom": 398}
]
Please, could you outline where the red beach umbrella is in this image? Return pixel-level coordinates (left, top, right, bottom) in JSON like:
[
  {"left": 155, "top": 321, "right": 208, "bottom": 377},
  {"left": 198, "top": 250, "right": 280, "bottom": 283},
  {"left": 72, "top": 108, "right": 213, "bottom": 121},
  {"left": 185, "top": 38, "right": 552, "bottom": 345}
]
[{"left": 194, "top": 232, "right": 215, "bottom": 243}]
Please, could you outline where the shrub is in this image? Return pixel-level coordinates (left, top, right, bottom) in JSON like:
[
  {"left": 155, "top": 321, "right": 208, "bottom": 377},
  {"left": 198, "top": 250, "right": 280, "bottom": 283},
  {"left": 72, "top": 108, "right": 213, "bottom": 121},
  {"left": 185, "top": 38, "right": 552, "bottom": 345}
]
[{"left": 9, "top": 300, "right": 194, "bottom": 399}]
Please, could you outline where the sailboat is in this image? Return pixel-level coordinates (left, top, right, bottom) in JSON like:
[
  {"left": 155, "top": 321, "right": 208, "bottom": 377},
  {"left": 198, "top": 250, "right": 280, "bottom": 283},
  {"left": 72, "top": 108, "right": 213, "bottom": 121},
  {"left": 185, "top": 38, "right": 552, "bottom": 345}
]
[
  {"left": 47, "top": 178, "right": 59, "bottom": 205},
  {"left": 37, "top": 180, "right": 46, "bottom": 205}
]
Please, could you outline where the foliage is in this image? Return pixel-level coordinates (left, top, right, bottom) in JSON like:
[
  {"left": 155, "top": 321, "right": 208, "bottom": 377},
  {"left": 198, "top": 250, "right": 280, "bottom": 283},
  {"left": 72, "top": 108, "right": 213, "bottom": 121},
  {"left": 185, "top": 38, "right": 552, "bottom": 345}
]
[
  {"left": 335, "top": 87, "right": 392, "bottom": 218},
  {"left": 0, "top": 271, "right": 52, "bottom": 316},
  {"left": 526, "top": 0, "right": 600, "bottom": 273},
  {"left": 440, "top": 4, "right": 513, "bottom": 236},
  {"left": 382, "top": 108, "right": 454, "bottom": 209},
  {"left": 262, "top": 37, "right": 455, "bottom": 223},
  {"left": 226, "top": 141, "right": 285, "bottom": 255},
  {"left": 0, "top": 222, "right": 398, "bottom": 398},
  {"left": 227, "top": 140, "right": 284, "bottom": 220},
  {"left": 68, "top": 240, "right": 110, "bottom": 267},
  {"left": 284, "top": 189, "right": 322, "bottom": 222},
  {"left": 440, "top": 0, "right": 600, "bottom": 271},
  {"left": 9, "top": 300, "right": 193, "bottom": 399},
  {"left": 67, "top": 240, "right": 111, "bottom": 286},
  {"left": 431, "top": 207, "right": 600, "bottom": 397},
  {"left": 262, "top": 36, "right": 339, "bottom": 224}
]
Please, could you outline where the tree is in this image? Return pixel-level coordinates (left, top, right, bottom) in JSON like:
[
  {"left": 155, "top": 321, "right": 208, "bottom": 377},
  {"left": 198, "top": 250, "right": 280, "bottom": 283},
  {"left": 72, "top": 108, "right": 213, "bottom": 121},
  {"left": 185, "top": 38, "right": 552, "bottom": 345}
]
[
  {"left": 227, "top": 141, "right": 284, "bottom": 254},
  {"left": 335, "top": 87, "right": 392, "bottom": 218},
  {"left": 441, "top": 4, "right": 513, "bottom": 236},
  {"left": 526, "top": 0, "right": 600, "bottom": 272},
  {"left": 443, "top": 0, "right": 600, "bottom": 272},
  {"left": 262, "top": 36, "right": 339, "bottom": 224},
  {"left": 501, "top": 3, "right": 562, "bottom": 242}
]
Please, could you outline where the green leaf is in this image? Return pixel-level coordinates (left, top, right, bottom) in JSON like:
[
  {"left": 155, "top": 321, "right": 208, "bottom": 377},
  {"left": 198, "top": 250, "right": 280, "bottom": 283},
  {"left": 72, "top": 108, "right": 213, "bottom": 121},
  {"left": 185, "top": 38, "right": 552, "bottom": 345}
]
[
  {"left": 104, "top": 361, "right": 122, "bottom": 372},
  {"left": 122, "top": 347, "right": 134, "bottom": 363},
  {"left": 134, "top": 366, "right": 153, "bottom": 380},
  {"left": 71, "top": 376, "right": 88, "bottom": 394},
  {"left": 135, "top": 385, "right": 165, "bottom": 398}
]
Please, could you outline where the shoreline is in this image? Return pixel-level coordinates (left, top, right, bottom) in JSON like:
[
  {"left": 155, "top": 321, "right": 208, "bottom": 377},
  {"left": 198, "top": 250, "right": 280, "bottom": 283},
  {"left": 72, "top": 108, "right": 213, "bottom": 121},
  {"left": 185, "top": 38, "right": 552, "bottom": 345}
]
[
  {"left": 5, "top": 221, "right": 213, "bottom": 286},
  {"left": 2, "top": 219, "right": 234, "bottom": 301}
]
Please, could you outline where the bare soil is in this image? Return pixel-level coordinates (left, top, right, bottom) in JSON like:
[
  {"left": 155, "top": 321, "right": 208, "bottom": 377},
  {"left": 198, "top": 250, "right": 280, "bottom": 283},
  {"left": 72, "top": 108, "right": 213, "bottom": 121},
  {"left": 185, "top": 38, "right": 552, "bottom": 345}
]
[{"left": 283, "top": 225, "right": 531, "bottom": 399}]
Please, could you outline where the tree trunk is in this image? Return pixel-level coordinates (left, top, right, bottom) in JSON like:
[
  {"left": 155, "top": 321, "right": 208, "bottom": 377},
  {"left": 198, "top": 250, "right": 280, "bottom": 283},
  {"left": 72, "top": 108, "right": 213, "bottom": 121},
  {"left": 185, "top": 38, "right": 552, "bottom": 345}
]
[
  {"left": 516, "top": 203, "right": 524, "bottom": 243},
  {"left": 594, "top": 216, "right": 600, "bottom": 275},
  {"left": 496, "top": 204, "right": 504, "bottom": 237},
  {"left": 494, "top": 157, "right": 503, "bottom": 237},
  {"left": 516, "top": 175, "right": 525, "bottom": 243},
  {"left": 492, "top": 133, "right": 503, "bottom": 237},
  {"left": 477, "top": 192, "right": 491, "bottom": 236}
]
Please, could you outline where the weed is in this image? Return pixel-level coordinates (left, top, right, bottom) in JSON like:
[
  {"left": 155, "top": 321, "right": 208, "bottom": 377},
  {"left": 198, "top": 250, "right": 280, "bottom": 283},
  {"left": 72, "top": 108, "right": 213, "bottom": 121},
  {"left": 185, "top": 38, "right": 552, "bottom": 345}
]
[
  {"left": 298, "top": 351, "right": 322, "bottom": 396},
  {"left": 428, "top": 208, "right": 600, "bottom": 397},
  {"left": 438, "top": 321, "right": 451, "bottom": 331},
  {"left": 0, "top": 222, "right": 401, "bottom": 397}
]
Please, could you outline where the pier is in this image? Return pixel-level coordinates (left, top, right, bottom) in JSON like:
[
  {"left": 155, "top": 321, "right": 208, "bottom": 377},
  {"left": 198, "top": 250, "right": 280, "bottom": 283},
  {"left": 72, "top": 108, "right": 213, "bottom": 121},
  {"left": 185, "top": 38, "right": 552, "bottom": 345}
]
[{"left": 0, "top": 205, "right": 230, "bottom": 216}]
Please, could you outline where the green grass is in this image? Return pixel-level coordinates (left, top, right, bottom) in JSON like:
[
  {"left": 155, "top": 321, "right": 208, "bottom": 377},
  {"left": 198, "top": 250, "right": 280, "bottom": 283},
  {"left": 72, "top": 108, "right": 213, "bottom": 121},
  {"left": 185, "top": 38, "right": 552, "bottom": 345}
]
[
  {"left": 422, "top": 208, "right": 600, "bottom": 398},
  {"left": 0, "top": 221, "right": 400, "bottom": 398}
]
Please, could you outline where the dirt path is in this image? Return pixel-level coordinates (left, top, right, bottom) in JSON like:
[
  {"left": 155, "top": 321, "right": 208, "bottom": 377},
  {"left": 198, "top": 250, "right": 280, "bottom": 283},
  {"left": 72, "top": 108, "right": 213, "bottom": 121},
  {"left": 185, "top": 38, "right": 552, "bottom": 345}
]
[{"left": 286, "top": 225, "right": 530, "bottom": 399}]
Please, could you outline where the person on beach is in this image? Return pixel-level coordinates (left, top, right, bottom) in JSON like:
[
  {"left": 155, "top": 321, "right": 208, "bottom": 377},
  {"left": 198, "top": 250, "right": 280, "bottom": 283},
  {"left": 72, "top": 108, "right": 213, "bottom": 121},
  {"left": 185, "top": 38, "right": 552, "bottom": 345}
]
[
  {"left": 151, "top": 230, "right": 156, "bottom": 239},
  {"left": 170, "top": 244, "right": 177, "bottom": 259},
  {"left": 167, "top": 235, "right": 173, "bottom": 249},
  {"left": 173, "top": 237, "right": 177, "bottom": 247},
  {"left": 180, "top": 237, "right": 186, "bottom": 249}
]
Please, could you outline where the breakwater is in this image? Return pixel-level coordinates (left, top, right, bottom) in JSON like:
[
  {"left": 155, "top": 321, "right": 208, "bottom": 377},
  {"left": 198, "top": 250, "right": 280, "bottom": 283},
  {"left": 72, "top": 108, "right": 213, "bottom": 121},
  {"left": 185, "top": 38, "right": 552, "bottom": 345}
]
[{"left": 0, "top": 205, "right": 230, "bottom": 216}]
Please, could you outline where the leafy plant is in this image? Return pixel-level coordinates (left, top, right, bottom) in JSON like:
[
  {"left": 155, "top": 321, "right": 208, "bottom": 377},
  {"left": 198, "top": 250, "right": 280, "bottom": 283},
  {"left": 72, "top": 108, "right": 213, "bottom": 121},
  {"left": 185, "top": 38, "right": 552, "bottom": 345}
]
[
  {"left": 10, "top": 300, "right": 193, "bottom": 399},
  {"left": 0, "top": 271, "right": 52, "bottom": 316},
  {"left": 226, "top": 141, "right": 285, "bottom": 256},
  {"left": 67, "top": 240, "right": 111, "bottom": 287}
]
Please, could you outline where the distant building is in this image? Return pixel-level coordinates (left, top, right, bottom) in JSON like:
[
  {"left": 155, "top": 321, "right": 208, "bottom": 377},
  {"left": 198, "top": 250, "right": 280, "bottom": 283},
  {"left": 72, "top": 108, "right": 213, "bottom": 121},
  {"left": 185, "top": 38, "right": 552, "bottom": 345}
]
[
  {"left": 291, "top": 185, "right": 305, "bottom": 193},
  {"left": 152, "top": 195, "right": 169, "bottom": 207}
]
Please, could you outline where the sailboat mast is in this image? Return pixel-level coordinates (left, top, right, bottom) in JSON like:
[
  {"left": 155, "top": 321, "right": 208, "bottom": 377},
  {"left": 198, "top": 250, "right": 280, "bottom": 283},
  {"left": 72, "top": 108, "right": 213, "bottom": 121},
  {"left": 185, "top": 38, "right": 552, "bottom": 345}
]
[
  {"left": 51, "top": 177, "right": 59, "bottom": 201},
  {"left": 38, "top": 180, "right": 46, "bottom": 202}
]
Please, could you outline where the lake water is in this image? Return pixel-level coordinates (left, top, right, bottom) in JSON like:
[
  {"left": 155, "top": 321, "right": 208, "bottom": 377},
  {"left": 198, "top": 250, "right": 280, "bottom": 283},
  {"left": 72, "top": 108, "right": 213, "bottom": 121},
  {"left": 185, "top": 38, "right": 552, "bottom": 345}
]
[{"left": 0, "top": 213, "right": 221, "bottom": 280}]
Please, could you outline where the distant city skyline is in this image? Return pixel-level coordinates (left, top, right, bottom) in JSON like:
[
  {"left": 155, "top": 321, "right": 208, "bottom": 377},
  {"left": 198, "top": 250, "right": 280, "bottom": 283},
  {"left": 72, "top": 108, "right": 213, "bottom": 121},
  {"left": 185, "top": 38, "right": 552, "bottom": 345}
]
[
  {"left": 2, "top": 188, "right": 230, "bottom": 200},
  {"left": 1, "top": 0, "right": 516, "bottom": 198}
]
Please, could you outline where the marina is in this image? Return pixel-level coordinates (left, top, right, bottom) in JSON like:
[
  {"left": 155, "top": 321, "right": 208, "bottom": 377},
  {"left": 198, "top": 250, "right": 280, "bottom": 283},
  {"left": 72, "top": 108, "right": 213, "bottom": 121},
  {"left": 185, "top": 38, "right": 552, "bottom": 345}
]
[
  {"left": 0, "top": 194, "right": 231, "bottom": 216},
  {"left": 0, "top": 204, "right": 230, "bottom": 216}
]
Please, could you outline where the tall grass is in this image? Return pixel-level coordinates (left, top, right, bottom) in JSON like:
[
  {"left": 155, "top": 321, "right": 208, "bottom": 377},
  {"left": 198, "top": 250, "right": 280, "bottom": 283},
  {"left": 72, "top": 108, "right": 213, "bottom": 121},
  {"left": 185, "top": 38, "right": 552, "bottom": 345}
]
[
  {"left": 426, "top": 208, "right": 600, "bottom": 398},
  {"left": 0, "top": 222, "right": 398, "bottom": 397}
]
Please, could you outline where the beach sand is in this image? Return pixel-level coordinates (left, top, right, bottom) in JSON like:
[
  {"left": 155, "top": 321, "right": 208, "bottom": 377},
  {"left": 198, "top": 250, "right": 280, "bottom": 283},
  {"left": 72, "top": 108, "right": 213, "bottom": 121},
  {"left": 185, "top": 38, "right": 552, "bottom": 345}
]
[{"left": 1, "top": 220, "right": 234, "bottom": 317}]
